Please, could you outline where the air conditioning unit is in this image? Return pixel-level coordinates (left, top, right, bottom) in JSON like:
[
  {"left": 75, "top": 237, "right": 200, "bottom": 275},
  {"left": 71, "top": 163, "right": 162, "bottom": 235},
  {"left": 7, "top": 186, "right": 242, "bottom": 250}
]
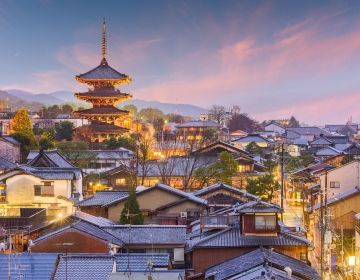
[{"left": 180, "top": 212, "right": 187, "bottom": 218}]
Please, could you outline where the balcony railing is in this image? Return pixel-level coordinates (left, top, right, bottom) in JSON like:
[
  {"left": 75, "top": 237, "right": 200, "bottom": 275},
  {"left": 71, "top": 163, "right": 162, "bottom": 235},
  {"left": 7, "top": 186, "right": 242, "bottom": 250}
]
[
  {"left": 0, "top": 208, "right": 46, "bottom": 228},
  {"left": 200, "top": 215, "right": 237, "bottom": 228}
]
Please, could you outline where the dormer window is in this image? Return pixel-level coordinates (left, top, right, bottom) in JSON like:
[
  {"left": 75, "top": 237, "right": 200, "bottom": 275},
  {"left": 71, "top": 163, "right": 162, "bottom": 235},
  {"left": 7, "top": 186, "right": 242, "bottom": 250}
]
[{"left": 255, "top": 214, "right": 276, "bottom": 231}]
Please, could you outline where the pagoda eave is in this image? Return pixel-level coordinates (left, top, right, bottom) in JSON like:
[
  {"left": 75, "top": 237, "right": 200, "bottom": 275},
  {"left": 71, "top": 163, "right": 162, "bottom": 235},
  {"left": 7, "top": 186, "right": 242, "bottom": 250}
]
[{"left": 75, "top": 76, "right": 132, "bottom": 86}]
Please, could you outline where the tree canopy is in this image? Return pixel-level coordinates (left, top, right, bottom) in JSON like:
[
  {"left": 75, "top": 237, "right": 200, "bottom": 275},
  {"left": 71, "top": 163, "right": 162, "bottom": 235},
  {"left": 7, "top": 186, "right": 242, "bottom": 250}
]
[
  {"left": 228, "top": 113, "right": 260, "bottom": 132},
  {"left": 246, "top": 174, "right": 280, "bottom": 202},
  {"left": 55, "top": 121, "right": 74, "bottom": 141},
  {"left": 120, "top": 188, "right": 144, "bottom": 225}
]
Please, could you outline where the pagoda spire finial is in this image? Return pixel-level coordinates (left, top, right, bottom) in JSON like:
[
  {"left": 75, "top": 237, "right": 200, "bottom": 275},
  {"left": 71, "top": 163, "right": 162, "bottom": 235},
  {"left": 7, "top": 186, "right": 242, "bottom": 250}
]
[{"left": 101, "top": 17, "right": 107, "bottom": 64}]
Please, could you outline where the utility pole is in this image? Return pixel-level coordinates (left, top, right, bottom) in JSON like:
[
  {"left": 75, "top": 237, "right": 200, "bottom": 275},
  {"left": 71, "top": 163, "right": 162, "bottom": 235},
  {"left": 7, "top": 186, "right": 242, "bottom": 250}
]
[
  {"left": 320, "top": 190, "right": 324, "bottom": 279},
  {"left": 280, "top": 143, "right": 285, "bottom": 221}
]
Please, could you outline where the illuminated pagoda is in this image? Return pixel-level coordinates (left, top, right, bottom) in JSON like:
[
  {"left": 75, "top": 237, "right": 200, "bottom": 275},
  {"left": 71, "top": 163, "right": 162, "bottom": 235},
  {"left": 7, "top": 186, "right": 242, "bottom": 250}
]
[{"left": 74, "top": 18, "right": 132, "bottom": 144}]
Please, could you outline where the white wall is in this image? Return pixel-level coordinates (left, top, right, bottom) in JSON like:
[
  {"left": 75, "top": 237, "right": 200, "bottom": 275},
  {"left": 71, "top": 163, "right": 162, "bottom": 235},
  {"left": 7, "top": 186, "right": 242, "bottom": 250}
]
[{"left": 320, "top": 161, "right": 360, "bottom": 198}]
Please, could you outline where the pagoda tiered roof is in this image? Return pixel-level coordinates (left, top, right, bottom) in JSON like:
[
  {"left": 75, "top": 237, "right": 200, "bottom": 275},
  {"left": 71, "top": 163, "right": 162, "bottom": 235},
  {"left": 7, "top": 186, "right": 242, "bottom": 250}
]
[
  {"left": 86, "top": 122, "right": 129, "bottom": 133},
  {"left": 75, "top": 59, "right": 132, "bottom": 86},
  {"left": 74, "top": 89, "right": 131, "bottom": 99},
  {"left": 74, "top": 107, "right": 129, "bottom": 116}
]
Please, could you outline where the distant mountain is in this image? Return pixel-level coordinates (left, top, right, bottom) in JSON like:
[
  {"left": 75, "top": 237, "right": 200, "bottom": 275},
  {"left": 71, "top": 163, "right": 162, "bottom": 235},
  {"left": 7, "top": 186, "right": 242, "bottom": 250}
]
[
  {"left": 3, "top": 89, "right": 207, "bottom": 117},
  {"left": 0, "top": 90, "right": 44, "bottom": 111},
  {"left": 7, "top": 89, "right": 65, "bottom": 105}
]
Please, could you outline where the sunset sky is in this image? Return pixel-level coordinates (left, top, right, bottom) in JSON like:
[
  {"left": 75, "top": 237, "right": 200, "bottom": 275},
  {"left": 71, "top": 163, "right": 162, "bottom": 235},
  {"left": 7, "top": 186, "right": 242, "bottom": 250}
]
[{"left": 1, "top": 0, "right": 360, "bottom": 123}]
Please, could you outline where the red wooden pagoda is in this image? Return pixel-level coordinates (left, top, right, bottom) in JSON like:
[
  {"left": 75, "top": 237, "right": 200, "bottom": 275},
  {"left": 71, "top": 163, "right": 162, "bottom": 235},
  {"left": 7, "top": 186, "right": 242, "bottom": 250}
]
[{"left": 74, "top": 18, "right": 132, "bottom": 144}]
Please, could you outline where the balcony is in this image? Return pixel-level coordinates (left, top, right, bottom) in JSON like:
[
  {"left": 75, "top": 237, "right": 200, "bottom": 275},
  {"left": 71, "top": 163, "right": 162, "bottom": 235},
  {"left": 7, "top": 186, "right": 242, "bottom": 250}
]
[
  {"left": 0, "top": 208, "right": 46, "bottom": 229},
  {"left": 200, "top": 214, "right": 238, "bottom": 229}
]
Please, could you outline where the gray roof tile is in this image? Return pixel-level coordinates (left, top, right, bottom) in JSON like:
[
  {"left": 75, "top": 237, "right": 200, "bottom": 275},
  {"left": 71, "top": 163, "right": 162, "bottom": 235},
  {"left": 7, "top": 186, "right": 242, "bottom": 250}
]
[
  {"left": 115, "top": 253, "right": 169, "bottom": 272},
  {"left": 54, "top": 254, "right": 114, "bottom": 280},
  {"left": 0, "top": 253, "right": 58, "bottom": 280},
  {"left": 103, "top": 225, "right": 187, "bottom": 245},
  {"left": 79, "top": 191, "right": 129, "bottom": 207},
  {"left": 205, "top": 247, "right": 320, "bottom": 280},
  {"left": 190, "top": 227, "right": 310, "bottom": 248}
]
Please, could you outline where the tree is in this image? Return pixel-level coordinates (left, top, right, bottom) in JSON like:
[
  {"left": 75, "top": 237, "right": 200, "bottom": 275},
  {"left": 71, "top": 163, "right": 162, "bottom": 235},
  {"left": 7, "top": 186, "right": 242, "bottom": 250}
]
[
  {"left": 61, "top": 104, "right": 73, "bottom": 115},
  {"left": 166, "top": 113, "right": 184, "bottom": 124},
  {"left": 11, "top": 108, "right": 37, "bottom": 161},
  {"left": 209, "top": 105, "right": 226, "bottom": 124},
  {"left": 55, "top": 121, "right": 74, "bottom": 141},
  {"left": 135, "top": 131, "right": 154, "bottom": 186},
  {"left": 139, "top": 108, "right": 164, "bottom": 123},
  {"left": 122, "top": 104, "right": 138, "bottom": 117},
  {"left": 203, "top": 128, "right": 219, "bottom": 144},
  {"left": 246, "top": 174, "right": 280, "bottom": 202},
  {"left": 246, "top": 141, "right": 263, "bottom": 155},
  {"left": 120, "top": 188, "right": 144, "bottom": 225},
  {"left": 39, "top": 132, "right": 55, "bottom": 150},
  {"left": 288, "top": 116, "right": 300, "bottom": 128},
  {"left": 56, "top": 141, "right": 93, "bottom": 168},
  {"left": 104, "top": 136, "right": 136, "bottom": 151},
  {"left": 194, "top": 151, "right": 238, "bottom": 186},
  {"left": 263, "top": 157, "right": 277, "bottom": 174},
  {"left": 228, "top": 113, "right": 260, "bottom": 132}
]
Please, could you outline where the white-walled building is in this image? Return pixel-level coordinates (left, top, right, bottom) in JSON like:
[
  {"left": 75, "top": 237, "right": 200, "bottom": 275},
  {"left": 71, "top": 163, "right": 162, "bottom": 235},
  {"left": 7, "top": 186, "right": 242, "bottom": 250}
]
[
  {"left": 320, "top": 160, "right": 360, "bottom": 199},
  {"left": 0, "top": 150, "right": 82, "bottom": 217}
]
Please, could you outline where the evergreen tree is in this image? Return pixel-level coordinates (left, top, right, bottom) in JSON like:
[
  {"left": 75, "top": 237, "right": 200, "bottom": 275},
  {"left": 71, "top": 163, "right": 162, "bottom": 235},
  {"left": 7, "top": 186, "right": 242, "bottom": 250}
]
[
  {"left": 120, "top": 189, "right": 144, "bottom": 225},
  {"left": 246, "top": 174, "right": 280, "bottom": 202},
  {"left": 55, "top": 121, "right": 74, "bottom": 141}
]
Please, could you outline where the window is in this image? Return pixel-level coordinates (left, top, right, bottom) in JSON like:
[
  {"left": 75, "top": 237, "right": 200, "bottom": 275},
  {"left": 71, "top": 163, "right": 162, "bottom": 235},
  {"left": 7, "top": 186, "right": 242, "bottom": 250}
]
[
  {"left": 330, "top": 181, "right": 340, "bottom": 188},
  {"left": 115, "top": 178, "right": 126, "bottom": 185},
  {"left": 34, "top": 181, "right": 55, "bottom": 196},
  {"left": 255, "top": 215, "right": 276, "bottom": 231}
]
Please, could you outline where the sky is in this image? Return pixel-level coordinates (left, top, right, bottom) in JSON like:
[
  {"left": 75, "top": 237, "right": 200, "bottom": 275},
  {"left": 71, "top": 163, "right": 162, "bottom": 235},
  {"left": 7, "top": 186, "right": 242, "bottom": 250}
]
[{"left": 1, "top": 0, "right": 360, "bottom": 124}]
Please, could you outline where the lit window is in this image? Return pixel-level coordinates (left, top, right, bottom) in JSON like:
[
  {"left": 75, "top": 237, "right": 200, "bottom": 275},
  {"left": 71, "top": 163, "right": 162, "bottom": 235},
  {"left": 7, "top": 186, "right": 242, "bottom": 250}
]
[{"left": 115, "top": 178, "right": 126, "bottom": 185}]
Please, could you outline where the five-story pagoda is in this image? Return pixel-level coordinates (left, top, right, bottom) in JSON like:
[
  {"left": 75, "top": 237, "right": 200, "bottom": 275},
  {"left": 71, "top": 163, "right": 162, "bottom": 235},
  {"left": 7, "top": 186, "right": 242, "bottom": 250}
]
[{"left": 74, "top": 18, "right": 132, "bottom": 144}]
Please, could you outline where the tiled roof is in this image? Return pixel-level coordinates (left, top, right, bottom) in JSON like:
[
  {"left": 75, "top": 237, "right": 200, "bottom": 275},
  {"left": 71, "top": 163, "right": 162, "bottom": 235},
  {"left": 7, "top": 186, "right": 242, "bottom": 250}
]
[
  {"left": 27, "top": 150, "right": 75, "bottom": 168},
  {"left": 103, "top": 183, "right": 207, "bottom": 207},
  {"left": 20, "top": 166, "right": 81, "bottom": 180},
  {"left": 54, "top": 254, "right": 115, "bottom": 280},
  {"left": 103, "top": 225, "right": 187, "bottom": 245},
  {"left": 205, "top": 247, "right": 320, "bottom": 280},
  {"left": 115, "top": 253, "right": 170, "bottom": 272},
  {"left": 76, "top": 61, "right": 130, "bottom": 82},
  {"left": 233, "top": 134, "right": 271, "bottom": 143},
  {"left": 0, "top": 156, "right": 16, "bottom": 170},
  {"left": 233, "top": 200, "right": 282, "bottom": 213},
  {"left": 312, "top": 186, "right": 360, "bottom": 210},
  {"left": 0, "top": 253, "right": 58, "bottom": 280},
  {"left": 1, "top": 135, "right": 20, "bottom": 145},
  {"left": 175, "top": 120, "right": 221, "bottom": 128},
  {"left": 74, "top": 211, "right": 115, "bottom": 227},
  {"left": 190, "top": 227, "right": 310, "bottom": 249},
  {"left": 315, "top": 146, "right": 343, "bottom": 156},
  {"left": 79, "top": 191, "right": 129, "bottom": 207},
  {"left": 78, "top": 122, "right": 129, "bottom": 133},
  {"left": 193, "top": 182, "right": 259, "bottom": 201},
  {"left": 34, "top": 220, "right": 124, "bottom": 247},
  {"left": 75, "top": 107, "right": 129, "bottom": 115},
  {"left": 75, "top": 89, "right": 131, "bottom": 98},
  {"left": 286, "top": 126, "right": 331, "bottom": 136}
]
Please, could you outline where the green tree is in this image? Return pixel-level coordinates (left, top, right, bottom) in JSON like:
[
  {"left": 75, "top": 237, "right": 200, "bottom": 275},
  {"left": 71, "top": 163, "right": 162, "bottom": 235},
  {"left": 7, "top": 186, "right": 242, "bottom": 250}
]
[
  {"left": 56, "top": 141, "right": 92, "bottom": 167},
  {"left": 120, "top": 188, "right": 144, "bottom": 225},
  {"left": 104, "top": 136, "right": 136, "bottom": 151},
  {"left": 246, "top": 141, "right": 263, "bottom": 155},
  {"left": 203, "top": 128, "right": 219, "bottom": 143},
  {"left": 263, "top": 158, "right": 277, "bottom": 174},
  {"left": 55, "top": 121, "right": 74, "bottom": 141},
  {"left": 194, "top": 151, "right": 237, "bottom": 186},
  {"left": 246, "top": 174, "right": 280, "bottom": 202},
  {"left": 39, "top": 132, "right": 55, "bottom": 150},
  {"left": 61, "top": 104, "right": 73, "bottom": 114},
  {"left": 139, "top": 108, "right": 164, "bottom": 123}
]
